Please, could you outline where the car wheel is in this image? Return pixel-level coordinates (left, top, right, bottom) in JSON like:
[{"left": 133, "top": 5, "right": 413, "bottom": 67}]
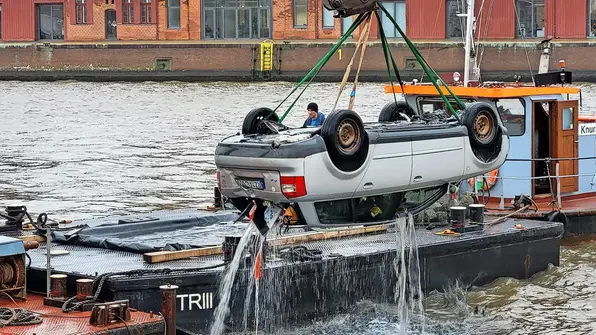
[
  {"left": 378, "top": 101, "right": 415, "bottom": 122},
  {"left": 321, "top": 109, "right": 369, "bottom": 172},
  {"left": 462, "top": 102, "right": 499, "bottom": 149},
  {"left": 241, "top": 107, "right": 280, "bottom": 135}
]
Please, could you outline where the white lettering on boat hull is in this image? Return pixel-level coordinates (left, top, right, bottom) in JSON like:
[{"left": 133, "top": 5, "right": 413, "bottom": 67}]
[{"left": 177, "top": 292, "right": 214, "bottom": 311}]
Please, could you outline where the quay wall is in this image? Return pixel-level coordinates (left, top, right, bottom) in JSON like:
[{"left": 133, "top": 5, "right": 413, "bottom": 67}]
[{"left": 0, "top": 41, "right": 595, "bottom": 82}]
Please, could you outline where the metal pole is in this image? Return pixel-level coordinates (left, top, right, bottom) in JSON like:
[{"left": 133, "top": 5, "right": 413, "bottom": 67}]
[
  {"left": 160, "top": 284, "right": 178, "bottom": 335},
  {"left": 556, "top": 163, "right": 561, "bottom": 209},
  {"left": 46, "top": 226, "right": 52, "bottom": 298},
  {"left": 463, "top": 0, "right": 475, "bottom": 87}
]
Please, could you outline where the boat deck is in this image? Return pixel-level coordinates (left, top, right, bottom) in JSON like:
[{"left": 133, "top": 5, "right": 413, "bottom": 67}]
[
  {"left": 486, "top": 193, "right": 596, "bottom": 218},
  {"left": 15, "top": 209, "right": 563, "bottom": 277},
  {"left": 0, "top": 294, "right": 164, "bottom": 335}
]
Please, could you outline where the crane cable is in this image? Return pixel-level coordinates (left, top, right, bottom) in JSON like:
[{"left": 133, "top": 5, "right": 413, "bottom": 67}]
[{"left": 332, "top": 14, "right": 373, "bottom": 112}]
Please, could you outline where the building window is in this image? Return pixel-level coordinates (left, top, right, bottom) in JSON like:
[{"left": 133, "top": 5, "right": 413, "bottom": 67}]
[
  {"left": 167, "top": 0, "right": 180, "bottom": 29},
  {"left": 322, "top": 7, "right": 334, "bottom": 28},
  {"left": 37, "top": 4, "right": 64, "bottom": 40},
  {"left": 379, "top": 1, "right": 406, "bottom": 38},
  {"left": 515, "top": 0, "right": 544, "bottom": 38},
  {"left": 122, "top": 0, "right": 134, "bottom": 24},
  {"left": 203, "top": 0, "right": 271, "bottom": 39},
  {"left": 75, "top": 0, "right": 87, "bottom": 24},
  {"left": 446, "top": 0, "right": 465, "bottom": 38},
  {"left": 141, "top": 0, "right": 152, "bottom": 23},
  {"left": 496, "top": 98, "right": 525, "bottom": 136},
  {"left": 293, "top": 0, "right": 307, "bottom": 27},
  {"left": 590, "top": 0, "right": 596, "bottom": 37}
]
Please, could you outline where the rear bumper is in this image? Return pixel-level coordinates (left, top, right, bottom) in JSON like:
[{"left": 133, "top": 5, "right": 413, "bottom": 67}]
[{"left": 218, "top": 167, "right": 291, "bottom": 203}]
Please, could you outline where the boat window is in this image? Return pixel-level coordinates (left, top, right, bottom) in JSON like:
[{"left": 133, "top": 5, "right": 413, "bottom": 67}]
[
  {"left": 417, "top": 97, "right": 475, "bottom": 115},
  {"left": 314, "top": 199, "right": 352, "bottom": 224},
  {"left": 562, "top": 107, "right": 574, "bottom": 130},
  {"left": 496, "top": 98, "right": 525, "bottom": 136}
]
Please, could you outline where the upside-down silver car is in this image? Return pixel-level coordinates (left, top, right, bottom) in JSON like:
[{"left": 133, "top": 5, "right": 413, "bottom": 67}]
[{"left": 215, "top": 101, "right": 510, "bottom": 234}]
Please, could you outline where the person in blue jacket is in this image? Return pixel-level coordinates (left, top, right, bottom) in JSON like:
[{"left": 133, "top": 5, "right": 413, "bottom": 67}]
[{"left": 303, "top": 102, "right": 325, "bottom": 127}]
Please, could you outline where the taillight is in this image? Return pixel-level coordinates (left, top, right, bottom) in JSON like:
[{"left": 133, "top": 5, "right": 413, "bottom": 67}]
[
  {"left": 216, "top": 170, "right": 221, "bottom": 190},
  {"left": 280, "top": 176, "right": 307, "bottom": 198}
]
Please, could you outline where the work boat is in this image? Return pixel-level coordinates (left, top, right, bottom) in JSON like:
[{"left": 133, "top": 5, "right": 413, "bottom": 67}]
[{"left": 382, "top": 0, "right": 596, "bottom": 235}]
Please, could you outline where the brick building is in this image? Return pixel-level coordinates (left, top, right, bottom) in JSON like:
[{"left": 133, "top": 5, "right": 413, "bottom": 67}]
[{"left": 0, "top": 0, "right": 595, "bottom": 42}]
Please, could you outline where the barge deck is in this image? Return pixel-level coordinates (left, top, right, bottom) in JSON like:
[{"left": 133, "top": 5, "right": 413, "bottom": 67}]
[{"left": 6, "top": 207, "right": 563, "bottom": 333}]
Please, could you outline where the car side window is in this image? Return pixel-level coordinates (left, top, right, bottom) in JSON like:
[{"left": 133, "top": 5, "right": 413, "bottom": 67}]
[
  {"left": 353, "top": 193, "right": 403, "bottom": 223},
  {"left": 495, "top": 98, "right": 525, "bottom": 136},
  {"left": 398, "top": 185, "right": 444, "bottom": 212},
  {"left": 314, "top": 200, "right": 352, "bottom": 224},
  {"left": 315, "top": 193, "right": 403, "bottom": 224}
]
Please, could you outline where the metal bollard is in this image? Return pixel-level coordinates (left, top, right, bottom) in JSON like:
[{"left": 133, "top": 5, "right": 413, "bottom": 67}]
[
  {"left": 468, "top": 204, "right": 485, "bottom": 224},
  {"left": 450, "top": 206, "right": 467, "bottom": 233},
  {"left": 76, "top": 278, "right": 94, "bottom": 301},
  {"left": 50, "top": 274, "right": 67, "bottom": 298},
  {"left": 160, "top": 284, "right": 178, "bottom": 335}
]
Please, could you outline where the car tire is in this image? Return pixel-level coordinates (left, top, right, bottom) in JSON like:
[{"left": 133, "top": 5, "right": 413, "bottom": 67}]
[
  {"left": 321, "top": 109, "right": 369, "bottom": 172},
  {"left": 378, "top": 101, "right": 415, "bottom": 122},
  {"left": 462, "top": 102, "right": 500, "bottom": 149},
  {"left": 241, "top": 107, "right": 280, "bottom": 135}
]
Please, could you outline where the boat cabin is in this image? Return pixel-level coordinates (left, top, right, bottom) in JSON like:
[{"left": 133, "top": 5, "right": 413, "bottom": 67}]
[{"left": 384, "top": 71, "right": 595, "bottom": 208}]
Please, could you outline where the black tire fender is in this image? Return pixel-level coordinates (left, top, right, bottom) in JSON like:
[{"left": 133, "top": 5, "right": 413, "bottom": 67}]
[
  {"left": 461, "top": 102, "right": 500, "bottom": 149},
  {"left": 241, "top": 107, "right": 280, "bottom": 135},
  {"left": 378, "top": 101, "right": 415, "bottom": 122},
  {"left": 320, "top": 109, "right": 369, "bottom": 172},
  {"left": 546, "top": 210, "right": 569, "bottom": 230}
]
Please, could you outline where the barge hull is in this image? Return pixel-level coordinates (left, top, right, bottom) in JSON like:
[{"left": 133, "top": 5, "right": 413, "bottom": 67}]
[{"left": 19, "top": 208, "right": 562, "bottom": 333}]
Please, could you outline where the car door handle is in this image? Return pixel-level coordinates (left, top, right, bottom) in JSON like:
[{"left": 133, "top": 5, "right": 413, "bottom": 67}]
[
  {"left": 363, "top": 182, "right": 373, "bottom": 189},
  {"left": 413, "top": 176, "right": 423, "bottom": 182}
]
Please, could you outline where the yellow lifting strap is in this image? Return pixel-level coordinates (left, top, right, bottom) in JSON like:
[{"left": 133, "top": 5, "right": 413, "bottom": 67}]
[{"left": 332, "top": 14, "right": 373, "bottom": 112}]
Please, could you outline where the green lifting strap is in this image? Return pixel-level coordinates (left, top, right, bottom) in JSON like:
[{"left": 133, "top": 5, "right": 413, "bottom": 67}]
[
  {"left": 270, "top": 12, "right": 369, "bottom": 123},
  {"left": 375, "top": 10, "right": 408, "bottom": 107},
  {"left": 378, "top": 3, "right": 464, "bottom": 121}
]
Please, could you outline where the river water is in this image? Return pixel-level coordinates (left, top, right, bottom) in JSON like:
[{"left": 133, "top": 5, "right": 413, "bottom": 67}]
[{"left": 2, "top": 80, "right": 596, "bottom": 334}]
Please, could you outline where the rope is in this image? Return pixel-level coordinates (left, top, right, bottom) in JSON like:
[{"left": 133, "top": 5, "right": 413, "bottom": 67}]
[
  {"left": 347, "top": 15, "right": 373, "bottom": 110},
  {"left": 0, "top": 307, "right": 43, "bottom": 327},
  {"left": 378, "top": 3, "right": 464, "bottom": 120},
  {"left": 376, "top": 11, "right": 408, "bottom": 105},
  {"left": 271, "top": 12, "right": 368, "bottom": 123},
  {"left": 376, "top": 10, "right": 399, "bottom": 107},
  {"left": 332, "top": 14, "right": 372, "bottom": 112}
]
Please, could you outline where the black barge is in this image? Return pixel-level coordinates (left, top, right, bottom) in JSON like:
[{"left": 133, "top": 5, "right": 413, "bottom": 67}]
[{"left": 6, "top": 207, "right": 562, "bottom": 334}]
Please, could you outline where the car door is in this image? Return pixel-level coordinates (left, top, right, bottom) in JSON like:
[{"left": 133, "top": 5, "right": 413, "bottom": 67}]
[
  {"left": 355, "top": 134, "right": 413, "bottom": 195},
  {"left": 410, "top": 128, "right": 465, "bottom": 187}
]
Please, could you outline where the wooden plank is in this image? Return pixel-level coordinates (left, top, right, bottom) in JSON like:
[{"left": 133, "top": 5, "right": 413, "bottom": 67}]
[
  {"left": 18, "top": 235, "right": 46, "bottom": 242},
  {"left": 269, "top": 225, "right": 388, "bottom": 247},
  {"left": 143, "top": 225, "right": 388, "bottom": 264},
  {"left": 143, "top": 246, "right": 222, "bottom": 264}
]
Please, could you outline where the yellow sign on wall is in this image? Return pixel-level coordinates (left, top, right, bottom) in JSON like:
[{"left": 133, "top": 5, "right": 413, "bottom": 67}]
[{"left": 260, "top": 40, "right": 274, "bottom": 72}]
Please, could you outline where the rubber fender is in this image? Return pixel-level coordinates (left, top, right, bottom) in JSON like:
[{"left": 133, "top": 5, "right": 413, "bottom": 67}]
[{"left": 546, "top": 210, "right": 569, "bottom": 229}]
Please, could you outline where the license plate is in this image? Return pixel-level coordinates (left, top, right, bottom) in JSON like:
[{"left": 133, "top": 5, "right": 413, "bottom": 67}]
[{"left": 236, "top": 178, "right": 265, "bottom": 190}]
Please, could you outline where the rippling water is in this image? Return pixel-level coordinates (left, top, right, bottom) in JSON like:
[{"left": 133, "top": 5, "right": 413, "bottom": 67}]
[{"left": 2, "top": 80, "right": 596, "bottom": 334}]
